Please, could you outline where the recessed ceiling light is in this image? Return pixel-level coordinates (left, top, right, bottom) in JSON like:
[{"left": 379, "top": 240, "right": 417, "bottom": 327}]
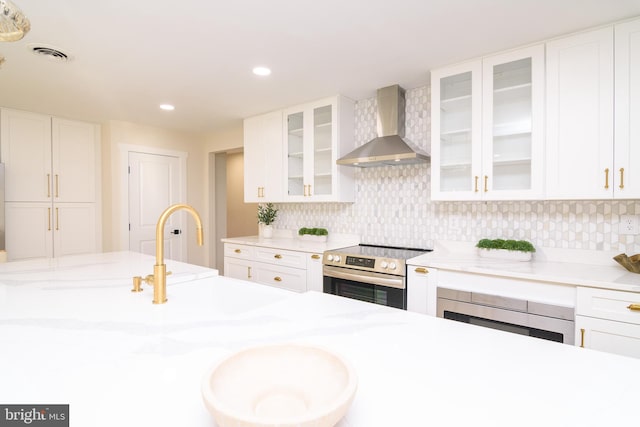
[
  {"left": 159, "top": 104, "right": 175, "bottom": 111},
  {"left": 252, "top": 66, "right": 271, "bottom": 76}
]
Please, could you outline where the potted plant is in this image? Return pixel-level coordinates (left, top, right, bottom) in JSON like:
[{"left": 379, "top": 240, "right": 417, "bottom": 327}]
[
  {"left": 257, "top": 203, "right": 278, "bottom": 238},
  {"left": 298, "top": 227, "right": 329, "bottom": 242},
  {"left": 476, "top": 239, "right": 536, "bottom": 261}
]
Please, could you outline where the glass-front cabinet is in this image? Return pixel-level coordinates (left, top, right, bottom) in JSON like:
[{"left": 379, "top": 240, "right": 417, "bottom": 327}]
[
  {"left": 284, "top": 96, "right": 355, "bottom": 202},
  {"left": 431, "top": 44, "right": 544, "bottom": 200}
]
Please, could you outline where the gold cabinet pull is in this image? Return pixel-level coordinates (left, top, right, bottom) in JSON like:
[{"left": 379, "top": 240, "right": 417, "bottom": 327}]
[
  {"left": 247, "top": 266, "right": 252, "bottom": 279},
  {"left": 47, "top": 207, "right": 51, "bottom": 231},
  {"left": 55, "top": 174, "right": 59, "bottom": 198},
  {"left": 484, "top": 175, "right": 488, "bottom": 192},
  {"left": 627, "top": 304, "right": 640, "bottom": 311},
  {"left": 303, "top": 184, "right": 309, "bottom": 197},
  {"left": 311, "top": 254, "right": 321, "bottom": 260},
  {"left": 308, "top": 184, "right": 312, "bottom": 197},
  {"left": 47, "top": 174, "right": 51, "bottom": 198},
  {"left": 414, "top": 267, "right": 429, "bottom": 274},
  {"left": 234, "top": 249, "right": 241, "bottom": 253},
  {"left": 55, "top": 207, "right": 59, "bottom": 230},
  {"left": 274, "top": 276, "right": 282, "bottom": 282},
  {"left": 274, "top": 254, "right": 282, "bottom": 259},
  {"left": 257, "top": 187, "right": 261, "bottom": 198},
  {"left": 580, "top": 328, "right": 585, "bottom": 348},
  {"left": 474, "top": 176, "right": 479, "bottom": 192},
  {"left": 619, "top": 168, "right": 625, "bottom": 189},
  {"left": 604, "top": 168, "right": 610, "bottom": 189}
]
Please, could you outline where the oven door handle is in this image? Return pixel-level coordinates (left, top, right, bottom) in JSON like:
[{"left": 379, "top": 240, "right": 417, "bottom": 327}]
[{"left": 323, "top": 265, "right": 405, "bottom": 289}]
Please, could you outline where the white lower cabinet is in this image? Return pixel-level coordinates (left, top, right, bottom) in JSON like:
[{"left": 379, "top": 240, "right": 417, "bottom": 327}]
[
  {"left": 406, "top": 265, "right": 437, "bottom": 315},
  {"left": 576, "top": 287, "right": 640, "bottom": 358},
  {"left": 5, "top": 202, "right": 98, "bottom": 260},
  {"left": 223, "top": 243, "right": 322, "bottom": 293}
]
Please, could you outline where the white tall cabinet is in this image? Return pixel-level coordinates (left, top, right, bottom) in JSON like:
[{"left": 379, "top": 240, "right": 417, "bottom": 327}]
[
  {"left": 431, "top": 45, "right": 545, "bottom": 200},
  {"left": 243, "top": 110, "right": 283, "bottom": 202},
  {"left": 0, "top": 108, "right": 101, "bottom": 261}
]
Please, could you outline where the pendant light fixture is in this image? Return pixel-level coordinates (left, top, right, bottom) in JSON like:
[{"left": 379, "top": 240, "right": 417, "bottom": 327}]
[{"left": 0, "top": 0, "right": 30, "bottom": 42}]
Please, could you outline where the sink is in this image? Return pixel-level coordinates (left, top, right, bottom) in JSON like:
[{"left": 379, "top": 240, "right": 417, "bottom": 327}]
[{"left": 201, "top": 343, "right": 357, "bottom": 427}]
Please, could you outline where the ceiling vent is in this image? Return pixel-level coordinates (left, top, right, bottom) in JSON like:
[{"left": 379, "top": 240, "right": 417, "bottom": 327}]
[{"left": 28, "top": 44, "right": 72, "bottom": 62}]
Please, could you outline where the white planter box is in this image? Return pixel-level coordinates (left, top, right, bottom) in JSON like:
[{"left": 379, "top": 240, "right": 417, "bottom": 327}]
[
  {"left": 478, "top": 248, "right": 532, "bottom": 261},
  {"left": 300, "top": 234, "right": 328, "bottom": 242}
]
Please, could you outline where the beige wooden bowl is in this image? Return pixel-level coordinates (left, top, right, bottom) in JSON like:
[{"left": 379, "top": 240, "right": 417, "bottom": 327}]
[{"left": 202, "top": 343, "right": 357, "bottom": 427}]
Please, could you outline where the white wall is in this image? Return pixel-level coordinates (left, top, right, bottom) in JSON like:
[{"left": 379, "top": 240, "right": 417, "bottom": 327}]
[{"left": 101, "top": 120, "right": 209, "bottom": 266}]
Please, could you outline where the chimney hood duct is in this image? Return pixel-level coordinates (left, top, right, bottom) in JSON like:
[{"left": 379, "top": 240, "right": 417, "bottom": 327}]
[{"left": 337, "top": 85, "right": 429, "bottom": 167}]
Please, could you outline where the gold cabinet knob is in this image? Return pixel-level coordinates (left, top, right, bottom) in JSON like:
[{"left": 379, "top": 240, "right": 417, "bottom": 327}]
[
  {"left": 274, "top": 276, "right": 282, "bottom": 282},
  {"left": 234, "top": 249, "right": 241, "bottom": 253},
  {"left": 274, "top": 254, "right": 282, "bottom": 259},
  {"left": 414, "top": 267, "right": 429, "bottom": 274},
  {"left": 627, "top": 303, "right": 640, "bottom": 312},
  {"left": 311, "top": 254, "right": 321, "bottom": 260}
]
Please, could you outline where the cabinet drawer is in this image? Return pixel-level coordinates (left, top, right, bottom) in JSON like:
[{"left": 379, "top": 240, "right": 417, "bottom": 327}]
[
  {"left": 253, "top": 263, "right": 307, "bottom": 293},
  {"left": 224, "top": 243, "right": 254, "bottom": 260},
  {"left": 576, "top": 287, "right": 640, "bottom": 325},
  {"left": 254, "top": 247, "right": 306, "bottom": 269}
]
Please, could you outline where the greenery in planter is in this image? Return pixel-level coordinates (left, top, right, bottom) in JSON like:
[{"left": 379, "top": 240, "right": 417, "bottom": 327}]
[
  {"left": 476, "top": 239, "right": 536, "bottom": 253},
  {"left": 298, "top": 227, "right": 329, "bottom": 236},
  {"left": 257, "top": 203, "right": 278, "bottom": 225}
]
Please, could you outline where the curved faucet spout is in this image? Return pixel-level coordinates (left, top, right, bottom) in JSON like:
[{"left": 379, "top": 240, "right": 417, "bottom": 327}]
[{"left": 152, "top": 204, "right": 204, "bottom": 304}]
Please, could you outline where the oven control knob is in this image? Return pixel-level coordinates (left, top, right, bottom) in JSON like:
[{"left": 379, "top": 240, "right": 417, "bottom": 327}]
[
  {"left": 334, "top": 255, "right": 341, "bottom": 262},
  {"left": 327, "top": 254, "right": 334, "bottom": 262},
  {"left": 389, "top": 262, "right": 397, "bottom": 270},
  {"left": 380, "top": 261, "right": 388, "bottom": 269}
]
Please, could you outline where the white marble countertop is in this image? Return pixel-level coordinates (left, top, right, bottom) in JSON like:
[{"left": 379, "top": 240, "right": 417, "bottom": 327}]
[
  {"left": 409, "top": 241, "right": 640, "bottom": 293},
  {"left": 222, "top": 234, "right": 360, "bottom": 253},
  {"left": 1, "top": 251, "right": 640, "bottom": 426}
]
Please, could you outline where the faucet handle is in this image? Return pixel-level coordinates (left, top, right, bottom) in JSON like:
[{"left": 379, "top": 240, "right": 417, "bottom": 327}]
[
  {"left": 131, "top": 276, "right": 143, "bottom": 292},
  {"left": 143, "top": 274, "right": 154, "bottom": 285}
]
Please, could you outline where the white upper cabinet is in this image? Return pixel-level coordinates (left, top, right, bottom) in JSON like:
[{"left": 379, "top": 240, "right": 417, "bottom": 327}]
[
  {"left": 431, "top": 61, "right": 482, "bottom": 200},
  {"left": 52, "top": 118, "right": 98, "bottom": 203},
  {"left": 431, "top": 45, "right": 544, "bottom": 200},
  {"left": 243, "top": 110, "right": 284, "bottom": 202},
  {"left": 614, "top": 17, "right": 640, "bottom": 199},
  {"left": 1, "top": 109, "right": 52, "bottom": 202},
  {"left": 482, "top": 45, "right": 545, "bottom": 200},
  {"left": 283, "top": 96, "right": 355, "bottom": 202},
  {"left": 1, "top": 110, "right": 99, "bottom": 203},
  {"left": 545, "top": 26, "right": 615, "bottom": 199}
]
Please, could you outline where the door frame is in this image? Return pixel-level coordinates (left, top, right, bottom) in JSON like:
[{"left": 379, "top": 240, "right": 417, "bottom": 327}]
[{"left": 118, "top": 144, "right": 188, "bottom": 254}]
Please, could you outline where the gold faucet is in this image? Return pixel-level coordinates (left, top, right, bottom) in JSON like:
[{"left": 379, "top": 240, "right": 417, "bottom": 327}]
[{"left": 144, "top": 204, "right": 203, "bottom": 304}]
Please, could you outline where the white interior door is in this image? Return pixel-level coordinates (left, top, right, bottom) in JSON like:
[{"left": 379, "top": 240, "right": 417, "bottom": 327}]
[{"left": 128, "top": 151, "right": 185, "bottom": 261}]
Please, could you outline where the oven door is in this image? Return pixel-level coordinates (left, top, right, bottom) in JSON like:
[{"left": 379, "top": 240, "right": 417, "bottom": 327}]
[{"left": 323, "top": 265, "right": 406, "bottom": 309}]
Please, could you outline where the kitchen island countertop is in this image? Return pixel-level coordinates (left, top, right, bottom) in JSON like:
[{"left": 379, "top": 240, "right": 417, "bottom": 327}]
[{"left": 1, "top": 251, "right": 639, "bottom": 426}]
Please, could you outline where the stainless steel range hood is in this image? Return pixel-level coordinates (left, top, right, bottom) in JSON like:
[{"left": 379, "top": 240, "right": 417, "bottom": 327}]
[{"left": 337, "top": 85, "right": 429, "bottom": 167}]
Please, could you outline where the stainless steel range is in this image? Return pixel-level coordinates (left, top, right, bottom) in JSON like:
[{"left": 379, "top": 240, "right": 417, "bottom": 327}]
[{"left": 323, "top": 244, "right": 431, "bottom": 309}]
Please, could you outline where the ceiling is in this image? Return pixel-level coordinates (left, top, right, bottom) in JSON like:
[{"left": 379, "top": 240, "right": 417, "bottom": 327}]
[{"left": 1, "top": 0, "right": 639, "bottom": 133}]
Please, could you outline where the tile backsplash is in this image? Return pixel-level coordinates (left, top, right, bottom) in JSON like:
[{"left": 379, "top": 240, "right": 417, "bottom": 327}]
[{"left": 275, "top": 85, "right": 640, "bottom": 254}]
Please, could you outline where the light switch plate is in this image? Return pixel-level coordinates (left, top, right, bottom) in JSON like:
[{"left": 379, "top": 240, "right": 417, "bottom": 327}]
[{"left": 619, "top": 215, "right": 639, "bottom": 235}]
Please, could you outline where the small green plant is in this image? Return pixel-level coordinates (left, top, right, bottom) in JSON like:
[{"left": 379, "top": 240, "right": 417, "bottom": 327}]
[
  {"left": 298, "top": 227, "right": 328, "bottom": 236},
  {"left": 257, "top": 203, "right": 278, "bottom": 225},
  {"left": 476, "top": 239, "right": 535, "bottom": 253}
]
